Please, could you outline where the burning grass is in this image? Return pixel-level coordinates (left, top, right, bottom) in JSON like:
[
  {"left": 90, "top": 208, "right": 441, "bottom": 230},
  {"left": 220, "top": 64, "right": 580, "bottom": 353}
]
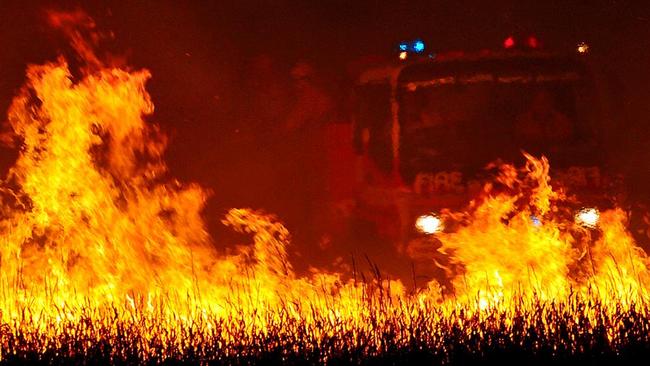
[
  {"left": 2, "top": 292, "right": 650, "bottom": 364},
  {"left": 1, "top": 10, "right": 650, "bottom": 364}
]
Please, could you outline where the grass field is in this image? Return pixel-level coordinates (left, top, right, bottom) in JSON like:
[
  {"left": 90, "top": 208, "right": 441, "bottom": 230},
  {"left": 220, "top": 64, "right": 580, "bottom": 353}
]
[{"left": 1, "top": 291, "right": 649, "bottom": 365}]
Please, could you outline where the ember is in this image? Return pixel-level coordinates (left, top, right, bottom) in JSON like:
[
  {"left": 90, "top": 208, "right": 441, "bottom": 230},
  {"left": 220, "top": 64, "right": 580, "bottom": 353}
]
[{"left": 0, "top": 8, "right": 649, "bottom": 366}]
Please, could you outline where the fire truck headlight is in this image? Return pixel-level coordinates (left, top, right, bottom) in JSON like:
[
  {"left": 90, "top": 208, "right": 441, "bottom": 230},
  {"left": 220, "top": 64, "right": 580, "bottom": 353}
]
[
  {"left": 415, "top": 213, "right": 443, "bottom": 235},
  {"left": 575, "top": 207, "right": 599, "bottom": 229}
]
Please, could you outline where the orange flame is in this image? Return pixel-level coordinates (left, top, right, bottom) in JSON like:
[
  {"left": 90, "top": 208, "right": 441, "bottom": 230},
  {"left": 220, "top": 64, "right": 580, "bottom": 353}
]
[{"left": 0, "top": 11, "right": 648, "bottom": 359}]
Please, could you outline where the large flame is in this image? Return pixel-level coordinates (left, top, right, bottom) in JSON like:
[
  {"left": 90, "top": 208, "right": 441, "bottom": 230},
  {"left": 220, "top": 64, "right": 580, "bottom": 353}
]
[
  {"left": 434, "top": 155, "right": 650, "bottom": 308},
  {"left": 0, "top": 11, "right": 649, "bottom": 361}
]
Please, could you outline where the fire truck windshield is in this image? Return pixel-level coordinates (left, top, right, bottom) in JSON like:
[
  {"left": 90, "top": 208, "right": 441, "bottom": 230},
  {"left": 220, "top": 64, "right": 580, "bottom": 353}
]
[{"left": 397, "top": 60, "right": 598, "bottom": 184}]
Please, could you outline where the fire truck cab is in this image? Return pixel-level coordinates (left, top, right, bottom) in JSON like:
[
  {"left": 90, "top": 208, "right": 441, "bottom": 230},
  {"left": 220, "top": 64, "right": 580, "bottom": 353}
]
[{"left": 349, "top": 39, "right": 616, "bottom": 252}]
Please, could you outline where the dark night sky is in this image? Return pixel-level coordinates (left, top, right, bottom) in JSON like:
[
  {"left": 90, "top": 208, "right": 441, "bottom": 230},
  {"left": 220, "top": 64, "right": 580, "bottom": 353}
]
[{"left": 1, "top": 1, "right": 650, "bottom": 251}]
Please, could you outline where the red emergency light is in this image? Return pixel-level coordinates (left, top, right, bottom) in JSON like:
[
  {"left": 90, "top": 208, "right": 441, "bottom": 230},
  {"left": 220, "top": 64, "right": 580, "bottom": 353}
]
[
  {"left": 504, "top": 35, "right": 541, "bottom": 49},
  {"left": 503, "top": 36, "right": 515, "bottom": 49},
  {"left": 527, "top": 36, "right": 539, "bottom": 48}
]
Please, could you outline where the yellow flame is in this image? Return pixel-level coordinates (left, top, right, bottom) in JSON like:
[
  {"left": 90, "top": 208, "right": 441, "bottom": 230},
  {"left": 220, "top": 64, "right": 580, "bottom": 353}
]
[{"left": 0, "top": 12, "right": 648, "bottom": 360}]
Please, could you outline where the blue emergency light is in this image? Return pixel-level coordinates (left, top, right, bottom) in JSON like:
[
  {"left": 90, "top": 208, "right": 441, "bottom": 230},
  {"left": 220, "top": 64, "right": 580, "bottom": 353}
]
[
  {"left": 413, "top": 39, "right": 425, "bottom": 53},
  {"left": 397, "top": 39, "right": 426, "bottom": 54},
  {"left": 530, "top": 215, "right": 542, "bottom": 227}
]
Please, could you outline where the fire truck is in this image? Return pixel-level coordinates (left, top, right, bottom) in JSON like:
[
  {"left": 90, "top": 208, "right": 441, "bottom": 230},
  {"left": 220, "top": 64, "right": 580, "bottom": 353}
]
[{"left": 343, "top": 36, "right": 623, "bottom": 273}]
